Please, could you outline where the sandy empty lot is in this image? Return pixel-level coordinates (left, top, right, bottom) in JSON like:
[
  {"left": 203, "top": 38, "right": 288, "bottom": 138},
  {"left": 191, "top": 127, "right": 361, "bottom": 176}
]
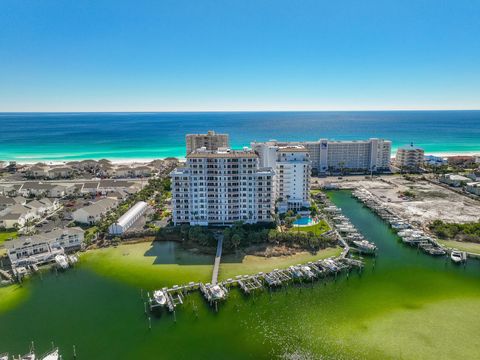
[{"left": 315, "top": 175, "right": 480, "bottom": 227}]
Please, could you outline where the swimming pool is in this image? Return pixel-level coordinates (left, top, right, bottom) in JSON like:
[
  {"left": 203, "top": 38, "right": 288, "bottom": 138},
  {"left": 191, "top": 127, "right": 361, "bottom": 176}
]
[{"left": 293, "top": 216, "right": 315, "bottom": 226}]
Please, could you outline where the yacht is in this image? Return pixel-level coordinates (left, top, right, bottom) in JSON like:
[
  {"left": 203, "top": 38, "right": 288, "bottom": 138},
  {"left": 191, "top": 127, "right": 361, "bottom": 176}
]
[
  {"left": 0, "top": 353, "right": 9, "bottom": 360},
  {"left": 153, "top": 290, "right": 167, "bottom": 306},
  {"left": 451, "top": 250, "right": 467, "bottom": 264},
  {"left": 54, "top": 254, "right": 69, "bottom": 270},
  {"left": 40, "top": 349, "right": 59, "bottom": 360},
  {"left": 14, "top": 353, "right": 35, "bottom": 360},
  {"left": 300, "top": 266, "right": 315, "bottom": 279},
  {"left": 210, "top": 285, "right": 226, "bottom": 300},
  {"left": 352, "top": 240, "right": 377, "bottom": 254},
  {"left": 289, "top": 266, "right": 304, "bottom": 279}
]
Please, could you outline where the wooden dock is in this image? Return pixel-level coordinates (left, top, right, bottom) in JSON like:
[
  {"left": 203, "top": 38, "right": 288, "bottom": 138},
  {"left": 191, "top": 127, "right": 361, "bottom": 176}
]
[
  {"left": 211, "top": 236, "right": 223, "bottom": 285},
  {"left": 146, "top": 256, "right": 362, "bottom": 314}
]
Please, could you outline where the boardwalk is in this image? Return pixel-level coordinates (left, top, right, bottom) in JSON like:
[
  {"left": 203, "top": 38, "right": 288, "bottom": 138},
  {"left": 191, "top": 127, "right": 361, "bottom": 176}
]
[{"left": 211, "top": 235, "right": 223, "bottom": 285}]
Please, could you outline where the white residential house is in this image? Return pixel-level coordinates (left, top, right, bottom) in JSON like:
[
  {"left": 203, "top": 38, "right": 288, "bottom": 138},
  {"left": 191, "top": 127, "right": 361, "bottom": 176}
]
[
  {"left": 25, "top": 164, "right": 50, "bottom": 178},
  {"left": 0, "top": 184, "right": 18, "bottom": 196},
  {"left": 25, "top": 198, "right": 59, "bottom": 216},
  {"left": 115, "top": 167, "right": 132, "bottom": 178},
  {"left": 0, "top": 195, "right": 16, "bottom": 211},
  {"left": 19, "top": 182, "right": 56, "bottom": 198},
  {"left": 72, "top": 198, "right": 118, "bottom": 224},
  {"left": 440, "top": 174, "right": 471, "bottom": 187},
  {"left": 466, "top": 182, "right": 480, "bottom": 196},
  {"left": 81, "top": 182, "right": 100, "bottom": 195},
  {"left": 132, "top": 166, "right": 154, "bottom": 177},
  {"left": 0, "top": 204, "right": 38, "bottom": 228},
  {"left": 50, "top": 184, "right": 77, "bottom": 198},
  {"left": 4, "top": 227, "right": 84, "bottom": 268},
  {"left": 46, "top": 166, "right": 74, "bottom": 179}
]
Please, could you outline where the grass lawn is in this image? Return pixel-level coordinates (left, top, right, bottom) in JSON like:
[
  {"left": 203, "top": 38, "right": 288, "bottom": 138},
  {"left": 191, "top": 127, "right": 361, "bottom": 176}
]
[
  {"left": 219, "top": 247, "right": 341, "bottom": 280},
  {"left": 0, "top": 230, "right": 18, "bottom": 244},
  {"left": 288, "top": 219, "right": 330, "bottom": 235},
  {"left": 81, "top": 241, "right": 214, "bottom": 289},
  {"left": 437, "top": 239, "right": 480, "bottom": 254}
]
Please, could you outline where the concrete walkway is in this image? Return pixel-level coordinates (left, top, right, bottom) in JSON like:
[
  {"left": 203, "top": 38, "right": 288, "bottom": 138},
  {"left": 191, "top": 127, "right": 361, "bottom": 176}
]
[{"left": 211, "top": 235, "right": 223, "bottom": 285}]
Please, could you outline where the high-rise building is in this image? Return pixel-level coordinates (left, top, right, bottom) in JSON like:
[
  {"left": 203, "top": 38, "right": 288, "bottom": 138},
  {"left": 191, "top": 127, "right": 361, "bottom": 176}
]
[
  {"left": 185, "top": 130, "right": 229, "bottom": 155},
  {"left": 251, "top": 142, "right": 311, "bottom": 212},
  {"left": 170, "top": 147, "right": 274, "bottom": 225},
  {"left": 395, "top": 143, "right": 425, "bottom": 170},
  {"left": 275, "top": 146, "right": 311, "bottom": 212},
  {"left": 252, "top": 138, "right": 391, "bottom": 174}
]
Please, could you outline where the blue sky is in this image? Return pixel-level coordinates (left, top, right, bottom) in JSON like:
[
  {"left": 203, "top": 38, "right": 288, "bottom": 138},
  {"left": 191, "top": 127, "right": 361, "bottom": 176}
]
[{"left": 0, "top": 0, "right": 479, "bottom": 111}]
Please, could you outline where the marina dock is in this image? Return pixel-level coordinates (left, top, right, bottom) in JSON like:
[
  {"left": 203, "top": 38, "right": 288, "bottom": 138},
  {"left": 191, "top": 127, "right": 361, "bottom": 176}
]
[{"left": 147, "top": 255, "right": 363, "bottom": 314}]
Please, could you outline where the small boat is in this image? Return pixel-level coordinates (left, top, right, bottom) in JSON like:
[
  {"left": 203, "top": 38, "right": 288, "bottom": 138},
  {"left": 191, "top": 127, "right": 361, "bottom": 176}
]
[
  {"left": 68, "top": 255, "right": 78, "bottom": 265},
  {"left": 289, "top": 266, "right": 304, "bottom": 279},
  {"left": 451, "top": 250, "right": 467, "bottom": 264},
  {"left": 352, "top": 240, "right": 377, "bottom": 254},
  {"left": 14, "top": 353, "right": 35, "bottom": 360},
  {"left": 323, "top": 259, "right": 339, "bottom": 272},
  {"left": 210, "top": 285, "right": 226, "bottom": 300},
  {"left": 54, "top": 255, "right": 69, "bottom": 270},
  {"left": 40, "top": 349, "right": 59, "bottom": 360},
  {"left": 300, "top": 266, "right": 315, "bottom": 279},
  {"left": 0, "top": 353, "right": 9, "bottom": 360},
  {"left": 426, "top": 247, "right": 446, "bottom": 256},
  {"left": 153, "top": 290, "right": 167, "bottom": 306}
]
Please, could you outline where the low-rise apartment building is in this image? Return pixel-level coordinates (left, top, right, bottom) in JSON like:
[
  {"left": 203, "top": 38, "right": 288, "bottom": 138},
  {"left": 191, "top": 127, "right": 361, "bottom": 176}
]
[
  {"left": 395, "top": 143, "right": 425, "bottom": 170},
  {"left": 5, "top": 227, "right": 84, "bottom": 268}
]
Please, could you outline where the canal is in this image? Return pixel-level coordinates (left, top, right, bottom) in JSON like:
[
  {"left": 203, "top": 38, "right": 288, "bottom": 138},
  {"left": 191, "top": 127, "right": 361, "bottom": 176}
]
[{"left": 0, "top": 190, "right": 479, "bottom": 359}]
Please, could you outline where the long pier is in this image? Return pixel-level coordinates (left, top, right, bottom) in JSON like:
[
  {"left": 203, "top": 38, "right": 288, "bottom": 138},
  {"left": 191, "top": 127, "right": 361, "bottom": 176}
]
[{"left": 211, "top": 236, "right": 223, "bottom": 285}]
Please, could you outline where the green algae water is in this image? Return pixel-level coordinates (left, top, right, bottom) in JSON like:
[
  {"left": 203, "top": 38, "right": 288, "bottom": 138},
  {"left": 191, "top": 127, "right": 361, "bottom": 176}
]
[{"left": 1, "top": 191, "right": 479, "bottom": 359}]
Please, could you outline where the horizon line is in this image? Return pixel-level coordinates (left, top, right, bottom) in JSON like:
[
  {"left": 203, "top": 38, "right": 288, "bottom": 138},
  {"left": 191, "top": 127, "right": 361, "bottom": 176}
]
[{"left": 1, "top": 108, "right": 480, "bottom": 114}]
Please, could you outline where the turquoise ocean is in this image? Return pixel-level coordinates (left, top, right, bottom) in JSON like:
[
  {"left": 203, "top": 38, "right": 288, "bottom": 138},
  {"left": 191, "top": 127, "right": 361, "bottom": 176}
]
[{"left": 0, "top": 111, "right": 479, "bottom": 162}]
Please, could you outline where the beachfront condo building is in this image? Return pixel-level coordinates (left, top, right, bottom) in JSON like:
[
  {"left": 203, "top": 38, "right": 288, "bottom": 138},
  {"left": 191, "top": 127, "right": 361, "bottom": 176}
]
[
  {"left": 170, "top": 147, "right": 275, "bottom": 225},
  {"left": 252, "top": 138, "right": 391, "bottom": 174},
  {"left": 185, "top": 130, "right": 229, "bottom": 155},
  {"left": 395, "top": 143, "right": 425, "bottom": 170},
  {"left": 251, "top": 143, "right": 311, "bottom": 213}
]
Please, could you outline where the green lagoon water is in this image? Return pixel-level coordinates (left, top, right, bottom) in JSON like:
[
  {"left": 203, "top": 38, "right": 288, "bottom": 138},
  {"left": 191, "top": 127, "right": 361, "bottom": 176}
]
[{"left": 1, "top": 191, "right": 479, "bottom": 359}]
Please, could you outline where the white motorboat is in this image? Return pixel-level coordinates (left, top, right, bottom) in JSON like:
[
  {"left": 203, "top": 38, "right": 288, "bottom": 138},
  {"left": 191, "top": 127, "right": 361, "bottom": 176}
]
[
  {"left": 451, "top": 250, "right": 467, "bottom": 264},
  {"left": 0, "top": 353, "right": 9, "bottom": 360},
  {"left": 68, "top": 255, "right": 78, "bottom": 265},
  {"left": 352, "top": 240, "right": 377, "bottom": 254},
  {"left": 40, "top": 349, "right": 59, "bottom": 360},
  {"left": 153, "top": 290, "right": 167, "bottom": 306},
  {"left": 289, "top": 266, "right": 304, "bottom": 279},
  {"left": 54, "top": 255, "right": 69, "bottom": 270},
  {"left": 300, "top": 266, "right": 315, "bottom": 279},
  {"left": 210, "top": 285, "right": 226, "bottom": 300},
  {"left": 14, "top": 353, "right": 35, "bottom": 360}
]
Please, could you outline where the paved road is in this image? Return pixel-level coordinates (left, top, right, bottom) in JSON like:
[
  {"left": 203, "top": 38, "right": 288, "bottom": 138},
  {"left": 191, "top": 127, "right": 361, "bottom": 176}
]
[{"left": 211, "top": 235, "right": 223, "bottom": 285}]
